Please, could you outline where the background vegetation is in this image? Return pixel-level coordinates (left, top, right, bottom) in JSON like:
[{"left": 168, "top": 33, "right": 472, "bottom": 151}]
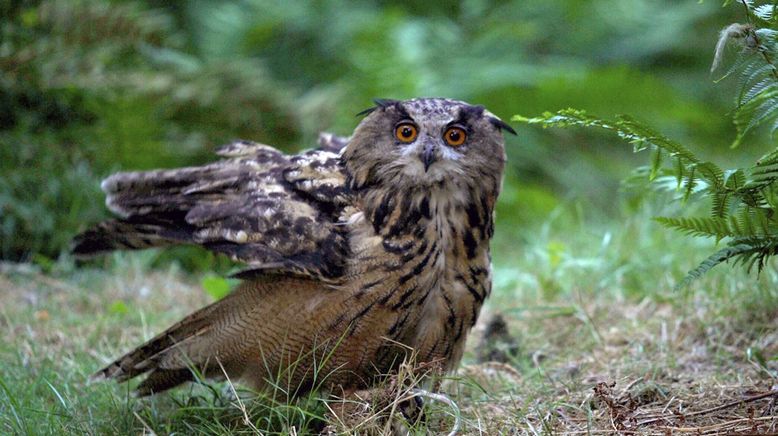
[
  {"left": 1, "top": 0, "right": 776, "bottom": 434},
  {"left": 1, "top": 0, "right": 755, "bottom": 266}
]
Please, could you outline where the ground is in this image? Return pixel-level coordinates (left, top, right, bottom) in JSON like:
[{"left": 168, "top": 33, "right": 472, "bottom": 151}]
[{"left": 1, "top": 211, "right": 777, "bottom": 434}]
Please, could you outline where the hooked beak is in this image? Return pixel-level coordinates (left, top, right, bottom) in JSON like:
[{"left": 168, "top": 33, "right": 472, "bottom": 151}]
[{"left": 421, "top": 143, "right": 436, "bottom": 172}]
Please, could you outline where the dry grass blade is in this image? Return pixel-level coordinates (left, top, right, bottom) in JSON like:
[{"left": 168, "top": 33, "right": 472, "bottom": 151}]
[
  {"left": 217, "top": 358, "right": 263, "bottom": 434},
  {"left": 637, "top": 389, "right": 778, "bottom": 426},
  {"left": 660, "top": 415, "right": 777, "bottom": 434},
  {"left": 132, "top": 411, "right": 157, "bottom": 436}
]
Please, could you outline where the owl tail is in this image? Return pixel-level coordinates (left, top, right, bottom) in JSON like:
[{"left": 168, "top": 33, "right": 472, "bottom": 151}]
[
  {"left": 92, "top": 301, "right": 214, "bottom": 396},
  {"left": 92, "top": 280, "right": 258, "bottom": 396}
]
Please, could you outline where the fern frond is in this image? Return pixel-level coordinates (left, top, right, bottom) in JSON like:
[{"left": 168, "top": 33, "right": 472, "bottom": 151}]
[
  {"left": 729, "top": 207, "right": 776, "bottom": 237},
  {"left": 654, "top": 216, "right": 734, "bottom": 240},
  {"left": 756, "top": 27, "right": 778, "bottom": 43},
  {"left": 514, "top": 22, "right": 778, "bottom": 287},
  {"left": 683, "top": 167, "right": 697, "bottom": 202},
  {"left": 675, "top": 236, "right": 778, "bottom": 290},
  {"left": 739, "top": 62, "right": 775, "bottom": 101},
  {"left": 675, "top": 156, "right": 685, "bottom": 188},
  {"left": 747, "top": 162, "right": 778, "bottom": 191},
  {"left": 741, "top": 79, "right": 777, "bottom": 105},
  {"left": 513, "top": 109, "right": 616, "bottom": 132},
  {"left": 615, "top": 115, "right": 701, "bottom": 163},
  {"left": 649, "top": 148, "right": 663, "bottom": 181},
  {"left": 716, "top": 49, "right": 757, "bottom": 82},
  {"left": 514, "top": 110, "right": 732, "bottom": 199},
  {"left": 733, "top": 88, "right": 778, "bottom": 147},
  {"left": 756, "top": 148, "right": 778, "bottom": 166},
  {"left": 751, "top": 162, "right": 778, "bottom": 177},
  {"left": 711, "top": 191, "right": 732, "bottom": 218},
  {"left": 709, "top": 169, "right": 747, "bottom": 217},
  {"left": 677, "top": 243, "right": 755, "bottom": 289},
  {"left": 692, "top": 162, "right": 726, "bottom": 190},
  {"left": 725, "top": 20, "right": 778, "bottom": 147},
  {"left": 753, "top": 4, "right": 777, "bottom": 22},
  {"left": 725, "top": 168, "right": 747, "bottom": 189},
  {"left": 729, "top": 235, "right": 778, "bottom": 274},
  {"left": 735, "top": 208, "right": 756, "bottom": 236}
]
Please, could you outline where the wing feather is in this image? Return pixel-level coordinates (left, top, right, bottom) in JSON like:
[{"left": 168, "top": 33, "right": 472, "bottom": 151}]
[{"left": 72, "top": 138, "right": 352, "bottom": 280}]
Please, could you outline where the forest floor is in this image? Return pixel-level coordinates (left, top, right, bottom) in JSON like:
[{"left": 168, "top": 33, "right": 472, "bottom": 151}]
[{"left": 1, "top": 248, "right": 777, "bottom": 434}]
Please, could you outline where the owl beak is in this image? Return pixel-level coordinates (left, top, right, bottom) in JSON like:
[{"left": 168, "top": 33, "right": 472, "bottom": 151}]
[{"left": 421, "top": 143, "right": 436, "bottom": 172}]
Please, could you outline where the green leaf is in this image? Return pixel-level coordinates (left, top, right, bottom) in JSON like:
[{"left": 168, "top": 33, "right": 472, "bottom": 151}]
[
  {"left": 31, "top": 254, "right": 54, "bottom": 273},
  {"left": 649, "top": 148, "right": 663, "bottom": 181},
  {"left": 201, "top": 274, "right": 232, "bottom": 300},
  {"left": 108, "top": 300, "right": 129, "bottom": 315}
]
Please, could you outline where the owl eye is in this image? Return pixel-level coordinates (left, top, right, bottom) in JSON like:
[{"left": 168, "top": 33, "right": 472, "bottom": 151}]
[
  {"left": 394, "top": 123, "right": 418, "bottom": 143},
  {"left": 444, "top": 127, "right": 467, "bottom": 147}
]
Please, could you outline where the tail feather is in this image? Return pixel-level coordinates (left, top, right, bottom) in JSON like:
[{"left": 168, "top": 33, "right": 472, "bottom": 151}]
[
  {"left": 94, "top": 300, "right": 221, "bottom": 384},
  {"left": 92, "top": 281, "right": 266, "bottom": 395},
  {"left": 135, "top": 368, "right": 194, "bottom": 396}
]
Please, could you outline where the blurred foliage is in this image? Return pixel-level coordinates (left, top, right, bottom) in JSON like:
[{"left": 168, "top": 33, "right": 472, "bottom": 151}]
[
  {"left": 516, "top": 1, "right": 778, "bottom": 285},
  {"left": 0, "top": 0, "right": 766, "bottom": 272}
]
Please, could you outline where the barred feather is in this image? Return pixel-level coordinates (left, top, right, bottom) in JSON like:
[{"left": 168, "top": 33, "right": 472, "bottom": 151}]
[{"left": 73, "top": 138, "right": 351, "bottom": 279}]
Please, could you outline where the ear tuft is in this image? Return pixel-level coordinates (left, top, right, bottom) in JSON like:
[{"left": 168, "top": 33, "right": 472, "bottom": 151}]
[
  {"left": 488, "top": 117, "right": 517, "bottom": 135},
  {"left": 356, "top": 98, "right": 400, "bottom": 117}
]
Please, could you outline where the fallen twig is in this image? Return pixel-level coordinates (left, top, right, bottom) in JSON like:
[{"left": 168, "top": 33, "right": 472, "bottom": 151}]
[
  {"left": 635, "top": 390, "right": 778, "bottom": 427},
  {"left": 659, "top": 414, "right": 777, "bottom": 433}
]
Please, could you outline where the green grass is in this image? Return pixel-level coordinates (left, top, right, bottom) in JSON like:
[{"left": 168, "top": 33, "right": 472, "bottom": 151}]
[{"left": 1, "top": 199, "right": 776, "bottom": 434}]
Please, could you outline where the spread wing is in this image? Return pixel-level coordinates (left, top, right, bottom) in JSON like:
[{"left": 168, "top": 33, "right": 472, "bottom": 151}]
[{"left": 72, "top": 135, "right": 352, "bottom": 280}]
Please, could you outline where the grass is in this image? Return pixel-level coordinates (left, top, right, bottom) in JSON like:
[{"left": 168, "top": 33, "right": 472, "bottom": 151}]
[{"left": 1, "top": 200, "right": 777, "bottom": 434}]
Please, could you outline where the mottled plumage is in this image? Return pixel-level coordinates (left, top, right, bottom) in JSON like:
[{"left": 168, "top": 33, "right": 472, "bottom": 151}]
[{"left": 75, "top": 97, "right": 514, "bottom": 397}]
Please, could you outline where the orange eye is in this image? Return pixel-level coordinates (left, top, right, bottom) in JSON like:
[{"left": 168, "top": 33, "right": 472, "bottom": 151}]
[
  {"left": 444, "top": 127, "right": 467, "bottom": 147},
  {"left": 394, "top": 123, "right": 418, "bottom": 143}
]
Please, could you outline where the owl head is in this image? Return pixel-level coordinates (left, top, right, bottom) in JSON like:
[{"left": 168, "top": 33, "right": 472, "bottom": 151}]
[{"left": 342, "top": 98, "right": 514, "bottom": 194}]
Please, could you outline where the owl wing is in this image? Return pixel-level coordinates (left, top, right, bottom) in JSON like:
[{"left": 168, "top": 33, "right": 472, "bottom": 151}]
[{"left": 72, "top": 135, "right": 352, "bottom": 280}]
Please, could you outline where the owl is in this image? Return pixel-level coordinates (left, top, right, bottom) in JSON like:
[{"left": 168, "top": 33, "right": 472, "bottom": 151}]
[{"left": 74, "top": 97, "right": 515, "bottom": 397}]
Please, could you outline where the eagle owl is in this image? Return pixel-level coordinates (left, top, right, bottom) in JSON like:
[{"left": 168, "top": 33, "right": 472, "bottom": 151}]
[{"left": 74, "top": 98, "right": 515, "bottom": 397}]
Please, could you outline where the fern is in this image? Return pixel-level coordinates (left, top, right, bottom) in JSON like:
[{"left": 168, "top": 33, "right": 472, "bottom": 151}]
[
  {"left": 678, "top": 243, "right": 757, "bottom": 289},
  {"left": 514, "top": 1, "right": 778, "bottom": 288},
  {"left": 713, "top": 12, "right": 778, "bottom": 146},
  {"left": 654, "top": 217, "right": 735, "bottom": 241},
  {"left": 515, "top": 110, "right": 721, "bottom": 195},
  {"left": 734, "top": 88, "right": 778, "bottom": 146},
  {"left": 516, "top": 107, "right": 778, "bottom": 287}
]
